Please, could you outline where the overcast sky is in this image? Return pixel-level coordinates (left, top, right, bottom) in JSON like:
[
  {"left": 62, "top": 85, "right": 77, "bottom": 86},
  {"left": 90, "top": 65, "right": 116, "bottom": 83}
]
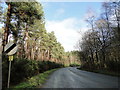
[{"left": 42, "top": 2, "right": 102, "bottom": 51}]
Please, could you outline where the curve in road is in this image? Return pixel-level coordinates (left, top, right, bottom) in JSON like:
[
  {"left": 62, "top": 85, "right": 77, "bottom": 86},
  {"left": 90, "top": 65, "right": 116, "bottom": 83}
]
[{"left": 43, "top": 67, "right": 118, "bottom": 88}]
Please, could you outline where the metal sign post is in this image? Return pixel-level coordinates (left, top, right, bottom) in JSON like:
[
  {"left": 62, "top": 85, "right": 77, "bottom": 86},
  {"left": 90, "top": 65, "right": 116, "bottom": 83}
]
[
  {"left": 7, "top": 55, "right": 13, "bottom": 88},
  {"left": 4, "top": 42, "right": 18, "bottom": 88},
  {"left": 7, "top": 61, "right": 11, "bottom": 88}
]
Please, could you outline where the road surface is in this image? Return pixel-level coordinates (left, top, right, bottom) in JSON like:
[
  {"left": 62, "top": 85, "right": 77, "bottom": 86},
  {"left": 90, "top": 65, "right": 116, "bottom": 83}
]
[{"left": 43, "top": 67, "right": 119, "bottom": 88}]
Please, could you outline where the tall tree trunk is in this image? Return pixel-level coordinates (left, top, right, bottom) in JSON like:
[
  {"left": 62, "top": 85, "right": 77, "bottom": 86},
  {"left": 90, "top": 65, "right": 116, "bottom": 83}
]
[
  {"left": 2, "top": 3, "right": 11, "bottom": 53},
  {"left": 41, "top": 51, "right": 44, "bottom": 61},
  {"left": 90, "top": 49, "right": 94, "bottom": 64},
  {"left": 47, "top": 50, "right": 49, "bottom": 60},
  {"left": 37, "top": 48, "right": 40, "bottom": 60},
  {"left": 101, "top": 47, "right": 106, "bottom": 69},
  {"left": 95, "top": 51, "right": 99, "bottom": 62},
  {"left": 114, "top": 5, "right": 120, "bottom": 41},
  {"left": 31, "top": 47, "right": 34, "bottom": 60},
  {"left": 24, "top": 24, "right": 29, "bottom": 59}
]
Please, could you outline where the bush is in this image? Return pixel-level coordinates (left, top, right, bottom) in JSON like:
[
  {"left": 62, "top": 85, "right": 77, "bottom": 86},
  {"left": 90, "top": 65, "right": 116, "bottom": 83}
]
[
  {"left": 105, "top": 60, "right": 120, "bottom": 72},
  {"left": 10, "top": 59, "right": 39, "bottom": 84},
  {"left": 2, "top": 58, "right": 64, "bottom": 88},
  {"left": 14, "top": 69, "right": 58, "bottom": 88},
  {"left": 38, "top": 61, "right": 63, "bottom": 73},
  {"left": 69, "top": 63, "right": 80, "bottom": 67}
]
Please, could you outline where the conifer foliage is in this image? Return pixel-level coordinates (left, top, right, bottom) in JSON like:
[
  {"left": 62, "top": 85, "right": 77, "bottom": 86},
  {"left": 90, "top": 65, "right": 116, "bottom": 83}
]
[{"left": 1, "top": 1, "right": 79, "bottom": 87}]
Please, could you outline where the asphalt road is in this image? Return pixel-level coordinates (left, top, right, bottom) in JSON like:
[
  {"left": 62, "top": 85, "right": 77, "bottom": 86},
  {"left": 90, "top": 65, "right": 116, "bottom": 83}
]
[{"left": 43, "top": 67, "right": 119, "bottom": 88}]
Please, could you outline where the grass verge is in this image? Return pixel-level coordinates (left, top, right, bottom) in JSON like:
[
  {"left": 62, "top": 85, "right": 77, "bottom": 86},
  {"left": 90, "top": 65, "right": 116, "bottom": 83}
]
[
  {"left": 12, "top": 68, "right": 59, "bottom": 88},
  {"left": 78, "top": 68, "right": 120, "bottom": 77}
]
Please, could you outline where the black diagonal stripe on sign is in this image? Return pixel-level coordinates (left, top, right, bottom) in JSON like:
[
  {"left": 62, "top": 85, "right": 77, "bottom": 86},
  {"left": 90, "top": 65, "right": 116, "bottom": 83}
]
[{"left": 5, "top": 43, "right": 16, "bottom": 54}]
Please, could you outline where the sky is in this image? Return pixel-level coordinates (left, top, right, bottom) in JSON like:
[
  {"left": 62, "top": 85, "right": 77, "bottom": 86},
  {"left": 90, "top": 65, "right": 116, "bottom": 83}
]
[
  {"left": 0, "top": 2, "right": 103, "bottom": 52},
  {"left": 41, "top": 2, "right": 102, "bottom": 51}
]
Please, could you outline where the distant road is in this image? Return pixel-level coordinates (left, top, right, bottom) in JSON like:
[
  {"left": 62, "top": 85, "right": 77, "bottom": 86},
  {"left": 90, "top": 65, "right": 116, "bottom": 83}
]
[{"left": 43, "top": 67, "right": 118, "bottom": 88}]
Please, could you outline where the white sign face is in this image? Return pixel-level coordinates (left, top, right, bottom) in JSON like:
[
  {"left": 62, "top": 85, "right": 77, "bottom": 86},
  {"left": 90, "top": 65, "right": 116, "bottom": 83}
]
[
  {"left": 4, "top": 42, "right": 18, "bottom": 55},
  {"left": 4, "top": 42, "right": 14, "bottom": 52},
  {"left": 7, "top": 45, "right": 18, "bottom": 55}
]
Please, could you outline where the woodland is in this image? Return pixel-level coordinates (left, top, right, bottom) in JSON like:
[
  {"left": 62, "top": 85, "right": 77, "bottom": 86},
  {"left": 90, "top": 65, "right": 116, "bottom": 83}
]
[
  {"left": 0, "top": 1, "right": 80, "bottom": 87},
  {"left": 0, "top": 1, "right": 119, "bottom": 88}
]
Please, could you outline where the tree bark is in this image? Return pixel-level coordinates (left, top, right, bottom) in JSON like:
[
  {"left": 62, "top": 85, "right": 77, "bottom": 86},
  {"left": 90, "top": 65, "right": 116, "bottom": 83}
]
[{"left": 2, "top": 3, "right": 11, "bottom": 53}]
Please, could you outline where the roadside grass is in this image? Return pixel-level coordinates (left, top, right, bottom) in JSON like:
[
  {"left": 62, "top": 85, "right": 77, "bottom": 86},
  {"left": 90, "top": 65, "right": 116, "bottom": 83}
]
[
  {"left": 78, "top": 68, "right": 120, "bottom": 77},
  {"left": 12, "top": 68, "right": 59, "bottom": 88}
]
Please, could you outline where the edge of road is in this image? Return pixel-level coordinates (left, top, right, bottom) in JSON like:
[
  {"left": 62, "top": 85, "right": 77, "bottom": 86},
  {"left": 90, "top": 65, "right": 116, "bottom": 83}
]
[{"left": 76, "top": 67, "right": 120, "bottom": 77}]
